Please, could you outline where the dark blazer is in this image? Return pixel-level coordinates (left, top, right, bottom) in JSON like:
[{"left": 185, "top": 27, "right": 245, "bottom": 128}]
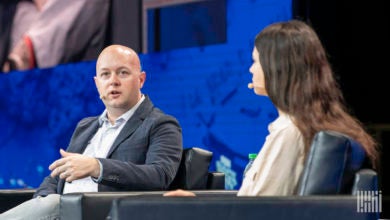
[{"left": 34, "top": 95, "right": 183, "bottom": 197}]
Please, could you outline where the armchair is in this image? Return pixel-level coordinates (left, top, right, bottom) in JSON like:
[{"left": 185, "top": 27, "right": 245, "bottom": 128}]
[
  {"left": 169, "top": 147, "right": 225, "bottom": 190},
  {"left": 0, "top": 147, "right": 224, "bottom": 218},
  {"left": 106, "top": 130, "right": 381, "bottom": 220},
  {"left": 297, "top": 130, "right": 377, "bottom": 195},
  {"left": 59, "top": 147, "right": 224, "bottom": 220}
]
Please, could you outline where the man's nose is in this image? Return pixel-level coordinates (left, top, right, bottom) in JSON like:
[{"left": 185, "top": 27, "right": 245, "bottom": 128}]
[{"left": 109, "top": 73, "right": 120, "bottom": 85}]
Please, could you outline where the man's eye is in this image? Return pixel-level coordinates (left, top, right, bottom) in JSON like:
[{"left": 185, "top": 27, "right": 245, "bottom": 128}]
[{"left": 119, "top": 70, "right": 130, "bottom": 77}]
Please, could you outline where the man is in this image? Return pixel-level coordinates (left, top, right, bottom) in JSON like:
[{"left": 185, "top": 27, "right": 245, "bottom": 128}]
[{"left": 0, "top": 44, "right": 183, "bottom": 219}]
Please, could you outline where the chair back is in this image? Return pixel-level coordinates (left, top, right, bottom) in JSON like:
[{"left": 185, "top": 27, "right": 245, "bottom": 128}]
[
  {"left": 297, "top": 130, "right": 375, "bottom": 195},
  {"left": 169, "top": 147, "right": 212, "bottom": 190}
]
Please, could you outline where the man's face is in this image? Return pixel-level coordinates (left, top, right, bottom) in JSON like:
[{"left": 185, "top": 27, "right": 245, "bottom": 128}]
[{"left": 94, "top": 46, "right": 146, "bottom": 112}]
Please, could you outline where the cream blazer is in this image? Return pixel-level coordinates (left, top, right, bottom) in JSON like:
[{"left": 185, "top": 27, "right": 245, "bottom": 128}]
[{"left": 238, "top": 113, "right": 305, "bottom": 196}]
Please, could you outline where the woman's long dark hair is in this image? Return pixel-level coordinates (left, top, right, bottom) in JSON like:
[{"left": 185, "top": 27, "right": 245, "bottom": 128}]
[{"left": 255, "top": 20, "right": 379, "bottom": 168}]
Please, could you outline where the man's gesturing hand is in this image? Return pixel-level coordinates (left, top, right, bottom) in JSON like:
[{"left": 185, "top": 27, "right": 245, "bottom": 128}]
[{"left": 49, "top": 149, "right": 100, "bottom": 182}]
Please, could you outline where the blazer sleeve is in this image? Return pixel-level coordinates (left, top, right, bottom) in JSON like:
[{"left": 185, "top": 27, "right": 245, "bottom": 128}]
[
  {"left": 33, "top": 176, "right": 59, "bottom": 198},
  {"left": 33, "top": 117, "right": 97, "bottom": 197},
  {"left": 97, "top": 113, "right": 183, "bottom": 191}
]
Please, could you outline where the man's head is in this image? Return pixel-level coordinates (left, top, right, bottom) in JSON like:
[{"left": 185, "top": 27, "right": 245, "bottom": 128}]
[{"left": 94, "top": 45, "right": 146, "bottom": 116}]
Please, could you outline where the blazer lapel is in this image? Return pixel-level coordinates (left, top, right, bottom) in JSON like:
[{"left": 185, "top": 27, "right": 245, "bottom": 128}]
[
  {"left": 68, "top": 118, "right": 100, "bottom": 154},
  {"left": 106, "top": 95, "right": 154, "bottom": 157}
]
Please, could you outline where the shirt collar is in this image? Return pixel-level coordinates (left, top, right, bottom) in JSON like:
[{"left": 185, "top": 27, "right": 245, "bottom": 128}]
[
  {"left": 98, "top": 94, "right": 145, "bottom": 126},
  {"left": 268, "top": 111, "right": 294, "bottom": 133}
]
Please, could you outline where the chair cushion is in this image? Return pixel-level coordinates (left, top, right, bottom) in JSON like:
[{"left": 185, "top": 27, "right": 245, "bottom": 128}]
[
  {"left": 169, "top": 147, "right": 212, "bottom": 190},
  {"left": 297, "top": 130, "right": 366, "bottom": 195}
]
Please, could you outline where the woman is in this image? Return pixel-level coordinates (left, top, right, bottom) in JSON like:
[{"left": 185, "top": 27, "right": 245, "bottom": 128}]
[{"left": 165, "top": 19, "right": 379, "bottom": 196}]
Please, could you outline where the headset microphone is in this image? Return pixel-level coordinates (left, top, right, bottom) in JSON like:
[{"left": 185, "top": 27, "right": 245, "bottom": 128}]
[{"left": 247, "top": 83, "right": 254, "bottom": 89}]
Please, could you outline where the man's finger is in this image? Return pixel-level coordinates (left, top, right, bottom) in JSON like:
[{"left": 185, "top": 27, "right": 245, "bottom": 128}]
[
  {"left": 59, "top": 169, "right": 70, "bottom": 180},
  {"left": 60, "top": 149, "right": 68, "bottom": 157},
  {"left": 60, "top": 149, "right": 78, "bottom": 157},
  {"left": 48, "top": 160, "right": 59, "bottom": 171},
  {"left": 50, "top": 167, "right": 60, "bottom": 178},
  {"left": 48, "top": 158, "right": 65, "bottom": 171}
]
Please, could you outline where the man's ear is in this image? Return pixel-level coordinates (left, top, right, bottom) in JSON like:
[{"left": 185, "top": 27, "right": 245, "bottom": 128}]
[
  {"left": 94, "top": 76, "right": 102, "bottom": 96},
  {"left": 93, "top": 76, "right": 98, "bottom": 88},
  {"left": 139, "top": 71, "right": 146, "bottom": 88}
]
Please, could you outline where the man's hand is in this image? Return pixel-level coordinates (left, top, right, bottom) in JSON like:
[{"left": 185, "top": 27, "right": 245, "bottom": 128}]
[{"left": 49, "top": 149, "right": 100, "bottom": 182}]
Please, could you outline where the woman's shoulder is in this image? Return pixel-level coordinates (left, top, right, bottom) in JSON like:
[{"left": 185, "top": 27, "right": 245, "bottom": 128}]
[{"left": 269, "top": 113, "right": 299, "bottom": 134}]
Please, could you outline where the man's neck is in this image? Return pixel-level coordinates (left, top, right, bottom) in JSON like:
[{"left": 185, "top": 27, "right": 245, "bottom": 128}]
[
  {"left": 106, "top": 94, "right": 145, "bottom": 124},
  {"left": 106, "top": 109, "right": 127, "bottom": 124}
]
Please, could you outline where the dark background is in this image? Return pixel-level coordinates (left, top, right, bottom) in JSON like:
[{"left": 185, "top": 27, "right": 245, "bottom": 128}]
[
  {"left": 293, "top": 0, "right": 389, "bottom": 124},
  {"left": 293, "top": 0, "right": 389, "bottom": 217}
]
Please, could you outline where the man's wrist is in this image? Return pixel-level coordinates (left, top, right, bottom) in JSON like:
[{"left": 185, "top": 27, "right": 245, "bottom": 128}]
[{"left": 91, "top": 158, "right": 103, "bottom": 183}]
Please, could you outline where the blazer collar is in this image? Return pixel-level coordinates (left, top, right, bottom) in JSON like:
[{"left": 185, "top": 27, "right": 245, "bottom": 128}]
[
  {"left": 68, "top": 119, "right": 100, "bottom": 154},
  {"left": 106, "top": 95, "right": 154, "bottom": 157}
]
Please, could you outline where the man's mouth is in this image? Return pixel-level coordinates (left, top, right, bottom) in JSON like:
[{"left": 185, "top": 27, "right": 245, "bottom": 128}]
[{"left": 108, "top": 91, "right": 121, "bottom": 97}]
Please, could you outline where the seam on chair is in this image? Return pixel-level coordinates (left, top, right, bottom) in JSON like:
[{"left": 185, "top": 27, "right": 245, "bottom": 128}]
[
  {"left": 300, "top": 133, "right": 319, "bottom": 193},
  {"left": 185, "top": 149, "right": 194, "bottom": 188},
  {"left": 337, "top": 137, "right": 349, "bottom": 193}
]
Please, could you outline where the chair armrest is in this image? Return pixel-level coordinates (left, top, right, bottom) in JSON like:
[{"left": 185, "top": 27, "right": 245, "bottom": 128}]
[
  {"left": 352, "top": 169, "right": 378, "bottom": 195},
  {"left": 59, "top": 190, "right": 235, "bottom": 220},
  {"left": 109, "top": 195, "right": 379, "bottom": 220},
  {"left": 191, "top": 189, "right": 237, "bottom": 197},
  {"left": 206, "top": 172, "right": 225, "bottom": 189},
  {"left": 60, "top": 191, "right": 165, "bottom": 220},
  {"left": 0, "top": 189, "right": 36, "bottom": 213}
]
